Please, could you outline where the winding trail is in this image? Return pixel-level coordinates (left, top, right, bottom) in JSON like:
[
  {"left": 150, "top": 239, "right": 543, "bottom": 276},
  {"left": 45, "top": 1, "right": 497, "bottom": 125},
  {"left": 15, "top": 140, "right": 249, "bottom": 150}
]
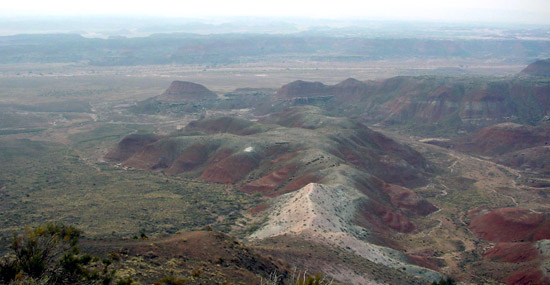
[{"left": 426, "top": 219, "right": 443, "bottom": 235}]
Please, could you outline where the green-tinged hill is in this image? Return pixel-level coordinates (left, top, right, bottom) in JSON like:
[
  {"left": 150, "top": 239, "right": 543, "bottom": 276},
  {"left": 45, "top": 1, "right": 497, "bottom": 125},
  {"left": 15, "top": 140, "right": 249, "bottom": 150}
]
[
  {"left": 107, "top": 106, "right": 445, "bottom": 283},
  {"left": 108, "top": 106, "right": 431, "bottom": 190}
]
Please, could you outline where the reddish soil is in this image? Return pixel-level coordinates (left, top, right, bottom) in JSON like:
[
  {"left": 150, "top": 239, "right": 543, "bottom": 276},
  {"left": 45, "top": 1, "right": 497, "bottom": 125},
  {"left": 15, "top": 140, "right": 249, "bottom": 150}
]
[
  {"left": 356, "top": 201, "right": 416, "bottom": 233},
  {"left": 483, "top": 242, "right": 539, "bottom": 263},
  {"left": 240, "top": 164, "right": 296, "bottom": 196},
  {"left": 329, "top": 130, "right": 428, "bottom": 188},
  {"left": 248, "top": 203, "right": 269, "bottom": 214},
  {"left": 201, "top": 154, "right": 259, "bottom": 184},
  {"left": 469, "top": 207, "right": 550, "bottom": 284},
  {"left": 430, "top": 123, "right": 550, "bottom": 157},
  {"left": 271, "top": 152, "right": 299, "bottom": 164},
  {"left": 406, "top": 255, "right": 441, "bottom": 271},
  {"left": 495, "top": 146, "right": 550, "bottom": 175},
  {"left": 123, "top": 139, "right": 180, "bottom": 170},
  {"left": 258, "top": 108, "right": 308, "bottom": 128},
  {"left": 206, "top": 148, "right": 233, "bottom": 164},
  {"left": 468, "top": 207, "right": 550, "bottom": 242},
  {"left": 374, "top": 205, "right": 416, "bottom": 233},
  {"left": 340, "top": 148, "right": 367, "bottom": 169},
  {"left": 505, "top": 267, "right": 549, "bottom": 285},
  {"left": 166, "top": 144, "right": 210, "bottom": 174},
  {"left": 383, "top": 183, "right": 438, "bottom": 216},
  {"left": 281, "top": 173, "right": 321, "bottom": 193},
  {"left": 105, "top": 133, "right": 160, "bottom": 161}
]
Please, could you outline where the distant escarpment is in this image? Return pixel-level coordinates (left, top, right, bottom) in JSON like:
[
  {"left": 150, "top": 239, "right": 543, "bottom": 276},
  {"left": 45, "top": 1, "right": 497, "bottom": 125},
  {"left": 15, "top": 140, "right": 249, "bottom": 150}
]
[
  {"left": 520, "top": 59, "right": 550, "bottom": 77},
  {"left": 274, "top": 74, "right": 550, "bottom": 136}
]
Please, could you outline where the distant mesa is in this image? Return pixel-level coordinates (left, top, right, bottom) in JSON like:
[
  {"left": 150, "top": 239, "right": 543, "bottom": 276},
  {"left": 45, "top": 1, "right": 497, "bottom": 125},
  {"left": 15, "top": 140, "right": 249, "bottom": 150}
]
[
  {"left": 520, "top": 59, "right": 550, "bottom": 77},
  {"left": 275, "top": 78, "right": 370, "bottom": 101},
  {"left": 276, "top": 80, "right": 329, "bottom": 99},
  {"left": 483, "top": 242, "right": 540, "bottom": 264},
  {"left": 157, "top": 81, "right": 217, "bottom": 102}
]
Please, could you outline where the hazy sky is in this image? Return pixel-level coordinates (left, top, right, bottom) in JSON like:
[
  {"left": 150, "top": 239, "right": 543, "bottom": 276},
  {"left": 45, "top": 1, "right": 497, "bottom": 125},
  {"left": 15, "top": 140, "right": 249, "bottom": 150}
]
[{"left": 2, "top": 0, "right": 550, "bottom": 24}]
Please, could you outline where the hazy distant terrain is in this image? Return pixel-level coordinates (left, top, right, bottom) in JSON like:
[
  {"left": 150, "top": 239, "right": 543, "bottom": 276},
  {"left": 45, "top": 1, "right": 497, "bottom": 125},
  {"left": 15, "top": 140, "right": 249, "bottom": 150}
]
[
  {"left": 1, "top": 33, "right": 549, "bottom": 66},
  {"left": 0, "top": 18, "right": 549, "bottom": 68}
]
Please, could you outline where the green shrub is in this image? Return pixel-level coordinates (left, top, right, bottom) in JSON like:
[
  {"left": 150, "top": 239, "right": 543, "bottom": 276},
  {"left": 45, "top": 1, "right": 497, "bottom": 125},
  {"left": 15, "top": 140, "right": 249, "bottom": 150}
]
[
  {"left": 0, "top": 223, "right": 116, "bottom": 284},
  {"left": 116, "top": 277, "right": 135, "bottom": 285},
  {"left": 156, "top": 275, "right": 188, "bottom": 285},
  {"left": 0, "top": 259, "right": 18, "bottom": 283},
  {"left": 431, "top": 278, "right": 456, "bottom": 285}
]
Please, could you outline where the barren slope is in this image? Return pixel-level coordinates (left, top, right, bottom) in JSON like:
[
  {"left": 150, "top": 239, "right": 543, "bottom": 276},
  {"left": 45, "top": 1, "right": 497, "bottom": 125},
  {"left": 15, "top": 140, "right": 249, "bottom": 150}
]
[{"left": 250, "top": 182, "right": 443, "bottom": 282}]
